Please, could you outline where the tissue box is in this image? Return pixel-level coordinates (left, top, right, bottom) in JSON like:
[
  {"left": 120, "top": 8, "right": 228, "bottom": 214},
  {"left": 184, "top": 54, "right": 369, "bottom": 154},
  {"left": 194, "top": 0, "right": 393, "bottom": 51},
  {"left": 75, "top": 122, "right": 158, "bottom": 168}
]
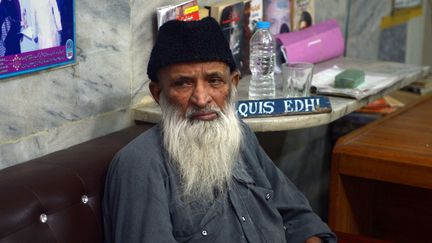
[{"left": 275, "top": 19, "right": 345, "bottom": 64}]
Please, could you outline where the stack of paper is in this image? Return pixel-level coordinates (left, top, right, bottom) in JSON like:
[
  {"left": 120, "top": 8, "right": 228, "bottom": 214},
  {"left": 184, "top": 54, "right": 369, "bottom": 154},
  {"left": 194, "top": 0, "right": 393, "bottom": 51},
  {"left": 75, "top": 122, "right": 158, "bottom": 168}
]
[{"left": 312, "top": 67, "right": 401, "bottom": 100}]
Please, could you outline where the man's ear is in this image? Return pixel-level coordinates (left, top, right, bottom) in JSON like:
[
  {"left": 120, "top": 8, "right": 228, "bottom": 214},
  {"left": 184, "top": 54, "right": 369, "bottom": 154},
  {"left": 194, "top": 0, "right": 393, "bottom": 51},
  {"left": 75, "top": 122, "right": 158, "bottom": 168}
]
[
  {"left": 149, "top": 81, "right": 162, "bottom": 103},
  {"left": 231, "top": 70, "right": 240, "bottom": 87}
]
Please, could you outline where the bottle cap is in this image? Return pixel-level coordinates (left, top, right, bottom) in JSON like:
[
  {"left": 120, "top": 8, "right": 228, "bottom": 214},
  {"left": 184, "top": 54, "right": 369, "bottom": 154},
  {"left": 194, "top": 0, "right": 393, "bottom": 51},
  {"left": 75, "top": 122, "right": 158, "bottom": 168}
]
[{"left": 256, "top": 21, "right": 271, "bottom": 29}]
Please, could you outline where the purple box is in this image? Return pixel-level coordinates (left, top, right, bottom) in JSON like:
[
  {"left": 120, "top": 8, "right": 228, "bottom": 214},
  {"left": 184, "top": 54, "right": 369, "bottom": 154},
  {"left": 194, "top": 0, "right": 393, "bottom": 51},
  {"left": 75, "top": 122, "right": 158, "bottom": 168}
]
[{"left": 275, "top": 19, "right": 345, "bottom": 64}]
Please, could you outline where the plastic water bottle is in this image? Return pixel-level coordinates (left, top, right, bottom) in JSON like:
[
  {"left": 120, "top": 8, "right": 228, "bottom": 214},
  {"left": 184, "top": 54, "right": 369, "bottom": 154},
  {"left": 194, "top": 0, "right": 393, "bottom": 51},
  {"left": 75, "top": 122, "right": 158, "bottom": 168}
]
[{"left": 248, "top": 21, "right": 276, "bottom": 100}]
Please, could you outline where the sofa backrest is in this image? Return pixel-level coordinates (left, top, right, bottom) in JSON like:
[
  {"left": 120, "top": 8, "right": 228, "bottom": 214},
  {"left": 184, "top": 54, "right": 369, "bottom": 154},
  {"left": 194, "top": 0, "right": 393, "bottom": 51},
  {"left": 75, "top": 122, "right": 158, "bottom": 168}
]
[{"left": 0, "top": 125, "right": 152, "bottom": 243}]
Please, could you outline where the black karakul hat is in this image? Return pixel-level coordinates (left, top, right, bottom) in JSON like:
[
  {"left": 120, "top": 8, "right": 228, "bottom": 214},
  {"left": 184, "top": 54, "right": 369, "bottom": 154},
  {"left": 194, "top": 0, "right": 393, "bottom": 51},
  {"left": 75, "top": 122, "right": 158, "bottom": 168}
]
[{"left": 147, "top": 17, "right": 237, "bottom": 82}]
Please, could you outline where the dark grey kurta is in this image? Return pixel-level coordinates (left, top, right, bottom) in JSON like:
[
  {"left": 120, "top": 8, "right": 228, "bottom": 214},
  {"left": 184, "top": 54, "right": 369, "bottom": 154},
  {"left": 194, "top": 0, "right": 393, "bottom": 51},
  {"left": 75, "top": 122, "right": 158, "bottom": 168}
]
[{"left": 103, "top": 123, "right": 336, "bottom": 243}]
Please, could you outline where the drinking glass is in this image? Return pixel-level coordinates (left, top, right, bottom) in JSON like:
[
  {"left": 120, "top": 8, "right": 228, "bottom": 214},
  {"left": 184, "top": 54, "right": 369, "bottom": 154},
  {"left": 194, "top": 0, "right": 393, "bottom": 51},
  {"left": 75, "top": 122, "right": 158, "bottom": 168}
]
[{"left": 282, "top": 62, "right": 314, "bottom": 98}]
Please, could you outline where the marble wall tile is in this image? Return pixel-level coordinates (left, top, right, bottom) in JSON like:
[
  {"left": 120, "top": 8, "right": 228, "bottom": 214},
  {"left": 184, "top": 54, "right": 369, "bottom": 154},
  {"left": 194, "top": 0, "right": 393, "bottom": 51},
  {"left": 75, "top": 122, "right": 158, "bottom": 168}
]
[
  {"left": 346, "top": 0, "right": 392, "bottom": 60},
  {"left": 74, "top": 0, "right": 131, "bottom": 112},
  {"left": 130, "top": 0, "right": 156, "bottom": 105},
  {"left": 0, "top": 109, "right": 134, "bottom": 169},
  {"left": 0, "top": 77, "right": 30, "bottom": 141},
  {"left": 315, "top": 0, "right": 348, "bottom": 36}
]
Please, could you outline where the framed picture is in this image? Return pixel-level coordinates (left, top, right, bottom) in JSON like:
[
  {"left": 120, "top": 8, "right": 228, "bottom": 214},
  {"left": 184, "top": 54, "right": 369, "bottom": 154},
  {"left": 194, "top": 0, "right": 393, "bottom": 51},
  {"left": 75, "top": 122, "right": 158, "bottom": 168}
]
[{"left": 0, "top": 0, "right": 75, "bottom": 79}]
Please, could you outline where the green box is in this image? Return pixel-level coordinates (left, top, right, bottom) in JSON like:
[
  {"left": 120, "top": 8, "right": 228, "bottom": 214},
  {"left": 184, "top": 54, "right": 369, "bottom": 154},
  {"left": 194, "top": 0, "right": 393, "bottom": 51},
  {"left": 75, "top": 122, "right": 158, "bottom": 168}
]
[{"left": 334, "top": 69, "right": 365, "bottom": 88}]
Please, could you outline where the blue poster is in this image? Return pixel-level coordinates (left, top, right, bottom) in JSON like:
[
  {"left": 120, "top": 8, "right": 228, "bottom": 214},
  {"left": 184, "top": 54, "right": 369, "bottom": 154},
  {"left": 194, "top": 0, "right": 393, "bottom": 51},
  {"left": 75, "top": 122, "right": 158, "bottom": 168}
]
[{"left": 0, "top": 0, "right": 75, "bottom": 79}]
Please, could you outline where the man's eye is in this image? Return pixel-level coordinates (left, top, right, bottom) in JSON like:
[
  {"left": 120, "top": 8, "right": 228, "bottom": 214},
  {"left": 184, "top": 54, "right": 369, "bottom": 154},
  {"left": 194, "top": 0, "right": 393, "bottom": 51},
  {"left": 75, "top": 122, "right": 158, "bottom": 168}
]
[
  {"left": 209, "top": 78, "right": 223, "bottom": 86},
  {"left": 173, "top": 79, "right": 192, "bottom": 87}
]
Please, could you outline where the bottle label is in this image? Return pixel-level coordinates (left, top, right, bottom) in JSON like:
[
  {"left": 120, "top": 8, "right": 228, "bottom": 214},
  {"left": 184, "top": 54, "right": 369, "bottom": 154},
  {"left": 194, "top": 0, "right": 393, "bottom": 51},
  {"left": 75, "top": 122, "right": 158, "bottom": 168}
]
[{"left": 236, "top": 96, "right": 331, "bottom": 118}]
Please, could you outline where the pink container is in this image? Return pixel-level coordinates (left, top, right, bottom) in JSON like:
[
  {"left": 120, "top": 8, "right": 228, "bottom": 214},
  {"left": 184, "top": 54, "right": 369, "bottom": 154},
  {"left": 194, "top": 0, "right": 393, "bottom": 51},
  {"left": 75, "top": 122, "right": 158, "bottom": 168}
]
[{"left": 275, "top": 19, "right": 345, "bottom": 64}]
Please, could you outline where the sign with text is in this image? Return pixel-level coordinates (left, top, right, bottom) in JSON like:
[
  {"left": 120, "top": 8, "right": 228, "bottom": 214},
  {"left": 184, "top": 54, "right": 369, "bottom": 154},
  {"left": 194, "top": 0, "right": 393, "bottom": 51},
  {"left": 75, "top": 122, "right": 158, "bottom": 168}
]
[
  {"left": 236, "top": 96, "right": 332, "bottom": 118},
  {"left": 0, "top": 0, "right": 75, "bottom": 79}
]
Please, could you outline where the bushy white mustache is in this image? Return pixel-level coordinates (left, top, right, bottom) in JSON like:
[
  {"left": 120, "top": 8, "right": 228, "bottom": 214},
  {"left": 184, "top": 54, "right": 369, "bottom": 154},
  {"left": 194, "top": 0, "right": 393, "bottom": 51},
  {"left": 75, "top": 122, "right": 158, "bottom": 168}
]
[{"left": 185, "top": 106, "right": 222, "bottom": 120}]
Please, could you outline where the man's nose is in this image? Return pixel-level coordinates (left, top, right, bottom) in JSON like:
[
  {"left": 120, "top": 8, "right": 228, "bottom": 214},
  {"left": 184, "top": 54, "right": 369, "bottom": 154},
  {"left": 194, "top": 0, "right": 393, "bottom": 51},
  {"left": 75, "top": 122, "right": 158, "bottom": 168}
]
[{"left": 190, "top": 82, "right": 211, "bottom": 108}]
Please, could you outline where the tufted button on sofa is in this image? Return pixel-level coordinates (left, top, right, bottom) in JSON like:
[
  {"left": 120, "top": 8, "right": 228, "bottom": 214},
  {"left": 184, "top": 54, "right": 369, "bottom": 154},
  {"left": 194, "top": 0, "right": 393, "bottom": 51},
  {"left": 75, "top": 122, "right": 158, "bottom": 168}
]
[{"left": 0, "top": 124, "right": 153, "bottom": 243}]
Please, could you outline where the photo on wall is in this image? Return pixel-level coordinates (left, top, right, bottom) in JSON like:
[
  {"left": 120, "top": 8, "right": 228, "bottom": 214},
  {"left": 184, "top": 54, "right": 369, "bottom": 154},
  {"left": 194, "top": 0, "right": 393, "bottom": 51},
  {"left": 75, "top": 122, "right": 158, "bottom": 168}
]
[{"left": 0, "top": 0, "right": 75, "bottom": 79}]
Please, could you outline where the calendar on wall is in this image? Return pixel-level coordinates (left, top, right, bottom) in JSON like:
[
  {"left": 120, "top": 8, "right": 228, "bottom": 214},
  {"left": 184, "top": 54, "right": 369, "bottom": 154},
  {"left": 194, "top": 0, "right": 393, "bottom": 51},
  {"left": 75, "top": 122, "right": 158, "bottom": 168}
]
[{"left": 0, "top": 0, "right": 75, "bottom": 79}]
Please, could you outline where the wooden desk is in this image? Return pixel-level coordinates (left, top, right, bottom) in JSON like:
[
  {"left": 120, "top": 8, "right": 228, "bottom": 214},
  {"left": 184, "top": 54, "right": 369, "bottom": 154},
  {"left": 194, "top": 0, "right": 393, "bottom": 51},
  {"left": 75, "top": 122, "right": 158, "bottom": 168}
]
[{"left": 329, "top": 95, "right": 432, "bottom": 243}]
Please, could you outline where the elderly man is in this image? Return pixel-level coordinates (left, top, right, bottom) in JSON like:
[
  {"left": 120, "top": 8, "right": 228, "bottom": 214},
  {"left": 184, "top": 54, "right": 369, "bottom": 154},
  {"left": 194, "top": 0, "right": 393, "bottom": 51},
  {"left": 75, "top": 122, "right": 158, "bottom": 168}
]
[{"left": 103, "top": 17, "right": 336, "bottom": 243}]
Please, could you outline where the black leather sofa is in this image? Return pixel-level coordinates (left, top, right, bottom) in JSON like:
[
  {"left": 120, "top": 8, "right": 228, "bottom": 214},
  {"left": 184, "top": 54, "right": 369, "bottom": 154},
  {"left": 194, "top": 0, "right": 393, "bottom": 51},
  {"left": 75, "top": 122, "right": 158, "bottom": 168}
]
[{"left": 0, "top": 124, "right": 153, "bottom": 243}]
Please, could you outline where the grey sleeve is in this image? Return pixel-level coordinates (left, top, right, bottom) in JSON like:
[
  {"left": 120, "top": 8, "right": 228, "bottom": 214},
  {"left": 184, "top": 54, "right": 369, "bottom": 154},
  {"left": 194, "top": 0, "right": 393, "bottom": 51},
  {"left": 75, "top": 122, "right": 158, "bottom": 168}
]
[
  {"left": 245, "top": 126, "right": 337, "bottom": 243},
  {"left": 102, "top": 152, "right": 177, "bottom": 243}
]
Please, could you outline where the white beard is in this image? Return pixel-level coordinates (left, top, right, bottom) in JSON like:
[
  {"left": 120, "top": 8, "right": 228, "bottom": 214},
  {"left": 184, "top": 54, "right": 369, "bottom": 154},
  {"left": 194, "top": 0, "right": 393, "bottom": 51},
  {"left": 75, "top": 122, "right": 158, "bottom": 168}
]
[{"left": 159, "top": 88, "right": 243, "bottom": 203}]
